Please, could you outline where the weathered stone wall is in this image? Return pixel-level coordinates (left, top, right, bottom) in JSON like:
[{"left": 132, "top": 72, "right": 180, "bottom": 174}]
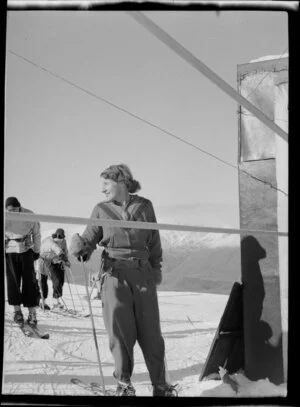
[{"left": 237, "top": 56, "right": 288, "bottom": 384}]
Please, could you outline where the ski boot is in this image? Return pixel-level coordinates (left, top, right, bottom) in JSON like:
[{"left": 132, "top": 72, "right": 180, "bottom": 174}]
[
  {"left": 13, "top": 310, "right": 24, "bottom": 326},
  {"left": 153, "top": 383, "right": 178, "bottom": 397},
  {"left": 93, "top": 292, "right": 101, "bottom": 300},
  {"left": 40, "top": 300, "right": 50, "bottom": 310},
  {"left": 52, "top": 303, "right": 64, "bottom": 310},
  {"left": 27, "top": 308, "right": 38, "bottom": 328},
  {"left": 115, "top": 381, "right": 136, "bottom": 396},
  {"left": 53, "top": 297, "right": 65, "bottom": 309}
]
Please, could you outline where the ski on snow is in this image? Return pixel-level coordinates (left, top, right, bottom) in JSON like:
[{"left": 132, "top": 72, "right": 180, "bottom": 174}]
[
  {"left": 16, "top": 322, "right": 50, "bottom": 339},
  {"left": 26, "top": 324, "right": 50, "bottom": 339},
  {"left": 17, "top": 322, "right": 34, "bottom": 337},
  {"left": 70, "top": 378, "right": 115, "bottom": 396},
  {"left": 71, "top": 378, "right": 179, "bottom": 397},
  {"left": 50, "top": 308, "right": 90, "bottom": 319}
]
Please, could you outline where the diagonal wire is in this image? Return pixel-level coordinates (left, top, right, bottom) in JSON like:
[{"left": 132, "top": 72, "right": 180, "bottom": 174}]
[
  {"left": 7, "top": 49, "right": 234, "bottom": 170},
  {"left": 7, "top": 49, "right": 288, "bottom": 197}
]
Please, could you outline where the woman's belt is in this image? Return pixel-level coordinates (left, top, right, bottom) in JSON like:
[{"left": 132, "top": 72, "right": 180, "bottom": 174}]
[
  {"left": 111, "top": 258, "right": 149, "bottom": 268},
  {"left": 6, "top": 236, "right": 28, "bottom": 243},
  {"left": 102, "top": 251, "right": 149, "bottom": 270}
]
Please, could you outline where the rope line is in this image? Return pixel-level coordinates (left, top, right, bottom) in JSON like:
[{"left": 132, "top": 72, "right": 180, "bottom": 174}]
[
  {"left": 7, "top": 49, "right": 288, "bottom": 197},
  {"left": 5, "top": 212, "right": 288, "bottom": 237}
]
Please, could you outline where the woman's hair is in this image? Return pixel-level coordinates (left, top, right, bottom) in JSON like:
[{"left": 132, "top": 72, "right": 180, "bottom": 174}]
[
  {"left": 5, "top": 196, "right": 21, "bottom": 208},
  {"left": 100, "top": 164, "right": 141, "bottom": 193}
]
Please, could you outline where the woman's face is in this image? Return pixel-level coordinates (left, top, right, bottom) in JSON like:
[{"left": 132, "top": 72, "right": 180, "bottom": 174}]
[
  {"left": 101, "top": 177, "right": 123, "bottom": 202},
  {"left": 6, "top": 205, "right": 20, "bottom": 212}
]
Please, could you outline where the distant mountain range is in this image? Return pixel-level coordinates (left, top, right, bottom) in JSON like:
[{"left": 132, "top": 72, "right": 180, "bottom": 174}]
[
  {"left": 159, "top": 231, "right": 241, "bottom": 294},
  {"left": 41, "top": 202, "right": 241, "bottom": 295},
  {"left": 155, "top": 202, "right": 239, "bottom": 229}
]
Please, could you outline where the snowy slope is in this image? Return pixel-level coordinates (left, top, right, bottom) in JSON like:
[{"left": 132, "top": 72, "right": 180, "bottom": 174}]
[
  {"left": 3, "top": 284, "right": 286, "bottom": 397},
  {"left": 155, "top": 202, "right": 239, "bottom": 229}
]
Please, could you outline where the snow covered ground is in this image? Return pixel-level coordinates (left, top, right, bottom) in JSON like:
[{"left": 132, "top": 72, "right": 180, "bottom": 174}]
[{"left": 2, "top": 283, "right": 287, "bottom": 397}]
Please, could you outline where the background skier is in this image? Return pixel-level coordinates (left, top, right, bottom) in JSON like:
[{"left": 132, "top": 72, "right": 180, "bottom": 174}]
[
  {"left": 69, "top": 164, "right": 177, "bottom": 397},
  {"left": 37, "top": 228, "right": 70, "bottom": 309},
  {"left": 5, "top": 197, "right": 41, "bottom": 327},
  {"left": 90, "top": 270, "right": 102, "bottom": 300}
]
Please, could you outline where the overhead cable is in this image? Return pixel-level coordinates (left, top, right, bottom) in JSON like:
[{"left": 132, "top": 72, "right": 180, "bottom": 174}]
[{"left": 7, "top": 49, "right": 288, "bottom": 197}]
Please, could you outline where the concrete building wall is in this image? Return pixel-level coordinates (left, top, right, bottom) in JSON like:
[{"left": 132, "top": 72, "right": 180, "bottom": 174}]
[
  {"left": 237, "top": 56, "right": 288, "bottom": 384},
  {"left": 274, "top": 73, "right": 288, "bottom": 382}
]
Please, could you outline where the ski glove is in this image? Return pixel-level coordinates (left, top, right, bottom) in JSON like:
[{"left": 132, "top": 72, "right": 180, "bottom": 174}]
[
  {"left": 59, "top": 253, "right": 70, "bottom": 267},
  {"left": 69, "top": 233, "right": 91, "bottom": 262},
  {"left": 152, "top": 268, "right": 163, "bottom": 286},
  {"left": 31, "top": 250, "right": 40, "bottom": 261},
  {"left": 79, "top": 253, "right": 90, "bottom": 262}
]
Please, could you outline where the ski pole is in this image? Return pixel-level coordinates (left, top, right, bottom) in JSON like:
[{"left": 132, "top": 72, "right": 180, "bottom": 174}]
[
  {"left": 65, "top": 267, "right": 77, "bottom": 312},
  {"left": 67, "top": 266, "right": 85, "bottom": 312},
  {"left": 164, "top": 354, "right": 171, "bottom": 384},
  {"left": 81, "top": 257, "right": 106, "bottom": 393},
  {"left": 59, "top": 294, "right": 68, "bottom": 310},
  {"left": 161, "top": 329, "right": 172, "bottom": 384},
  {"left": 36, "top": 268, "right": 45, "bottom": 312},
  {"left": 158, "top": 312, "right": 172, "bottom": 385},
  {"left": 89, "top": 278, "right": 97, "bottom": 299}
]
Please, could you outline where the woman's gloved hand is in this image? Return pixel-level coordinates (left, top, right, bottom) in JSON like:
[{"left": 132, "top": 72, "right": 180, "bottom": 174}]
[
  {"left": 31, "top": 250, "right": 40, "bottom": 261},
  {"left": 69, "top": 233, "right": 91, "bottom": 262},
  {"left": 152, "top": 268, "right": 162, "bottom": 286}
]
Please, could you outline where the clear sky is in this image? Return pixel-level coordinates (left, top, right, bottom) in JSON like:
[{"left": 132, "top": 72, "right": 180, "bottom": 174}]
[{"left": 4, "top": 10, "right": 288, "bottom": 230}]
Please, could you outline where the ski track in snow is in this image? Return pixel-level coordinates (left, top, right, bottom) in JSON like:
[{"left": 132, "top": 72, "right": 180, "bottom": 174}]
[{"left": 3, "top": 284, "right": 287, "bottom": 397}]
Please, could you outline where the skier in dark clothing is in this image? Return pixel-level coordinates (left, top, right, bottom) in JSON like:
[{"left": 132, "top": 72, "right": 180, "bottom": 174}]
[
  {"left": 5, "top": 197, "right": 41, "bottom": 327},
  {"left": 70, "top": 164, "right": 177, "bottom": 397}
]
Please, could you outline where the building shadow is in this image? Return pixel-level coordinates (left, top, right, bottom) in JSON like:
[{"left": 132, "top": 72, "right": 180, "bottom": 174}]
[{"left": 241, "top": 235, "right": 283, "bottom": 384}]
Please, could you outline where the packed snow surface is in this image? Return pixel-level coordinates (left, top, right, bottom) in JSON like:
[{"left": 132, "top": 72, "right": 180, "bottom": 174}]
[{"left": 3, "top": 284, "right": 286, "bottom": 397}]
